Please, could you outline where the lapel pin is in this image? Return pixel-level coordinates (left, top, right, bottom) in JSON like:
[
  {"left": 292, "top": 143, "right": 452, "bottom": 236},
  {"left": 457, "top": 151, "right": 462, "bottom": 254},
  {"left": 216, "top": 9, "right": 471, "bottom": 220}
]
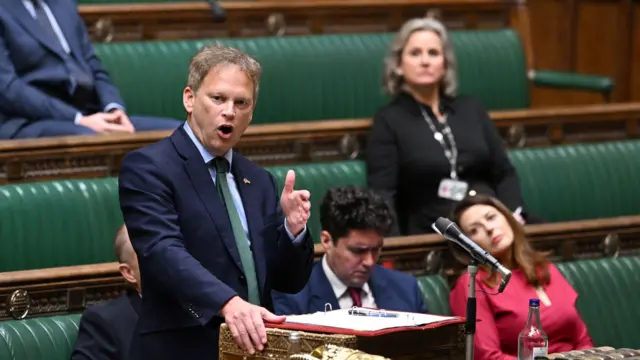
[{"left": 243, "top": 178, "right": 251, "bottom": 184}]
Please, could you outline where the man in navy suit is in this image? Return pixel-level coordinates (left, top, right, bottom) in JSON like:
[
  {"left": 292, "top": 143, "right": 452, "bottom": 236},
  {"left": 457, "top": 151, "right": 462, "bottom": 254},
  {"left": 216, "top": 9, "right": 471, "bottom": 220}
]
[
  {"left": 272, "top": 186, "right": 428, "bottom": 315},
  {"left": 71, "top": 225, "right": 140, "bottom": 360},
  {"left": 0, "top": 0, "right": 181, "bottom": 139},
  {"left": 118, "top": 44, "right": 314, "bottom": 360}
]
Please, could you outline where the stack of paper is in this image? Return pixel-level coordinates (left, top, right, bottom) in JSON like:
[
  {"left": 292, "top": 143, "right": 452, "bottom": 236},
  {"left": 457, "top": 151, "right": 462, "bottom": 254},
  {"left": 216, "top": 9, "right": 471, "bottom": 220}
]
[{"left": 284, "top": 309, "right": 458, "bottom": 332}]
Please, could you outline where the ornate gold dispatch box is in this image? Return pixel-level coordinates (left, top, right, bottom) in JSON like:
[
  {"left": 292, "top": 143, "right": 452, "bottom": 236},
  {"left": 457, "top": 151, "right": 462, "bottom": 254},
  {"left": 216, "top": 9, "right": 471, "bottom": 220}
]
[{"left": 219, "top": 315, "right": 465, "bottom": 360}]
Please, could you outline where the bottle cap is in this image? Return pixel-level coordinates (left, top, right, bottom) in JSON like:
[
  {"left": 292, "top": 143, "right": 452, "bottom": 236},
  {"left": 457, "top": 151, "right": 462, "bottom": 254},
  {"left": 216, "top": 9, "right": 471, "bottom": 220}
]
[{"left": 529, "top": 298, "right": 540, "bottom": 307}]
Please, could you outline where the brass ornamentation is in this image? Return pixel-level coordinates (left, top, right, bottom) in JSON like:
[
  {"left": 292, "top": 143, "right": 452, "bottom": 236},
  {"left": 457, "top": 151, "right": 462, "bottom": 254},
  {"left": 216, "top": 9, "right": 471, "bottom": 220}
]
[
  {"left": 266, "top": 13, "right": 287, "bottom": 37},
  {"left": 603, "top": 233, "right": 620, "bottom": 258},
  {"left": 8, "top": 289, "right": 31, "bottom": 320},
  {"left": 94, "top": 18, "right": 115, "bottom": 43},
  {"left": 425, "top": 250, "right": 443, "bottom": 274},
  {"left": 506, "top": 124, "right": 526, "bottom": 148},
  {"left": 425, "top": 8, "right": 442, "bottom": 20},
  {"left": 339, "top": 135, "right": 360, "bottom": 160}
]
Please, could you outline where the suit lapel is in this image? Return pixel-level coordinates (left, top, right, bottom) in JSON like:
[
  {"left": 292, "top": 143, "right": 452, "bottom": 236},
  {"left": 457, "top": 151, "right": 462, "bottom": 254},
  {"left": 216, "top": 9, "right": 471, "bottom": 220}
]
[
  {"left": 172, "top": 129, "right": 244, "bottom": 273},
  {"left": 5, "top": 0, "right": 67, "bottom": 59},
  {"left": 368, "top": 266, "right": 395, "bottom": 310},
  {"left": 309, "top": 262, "right": 340, "bottom": 312},
  {"left": 231, "top": 159, "right": 268, "bottom": 294}
]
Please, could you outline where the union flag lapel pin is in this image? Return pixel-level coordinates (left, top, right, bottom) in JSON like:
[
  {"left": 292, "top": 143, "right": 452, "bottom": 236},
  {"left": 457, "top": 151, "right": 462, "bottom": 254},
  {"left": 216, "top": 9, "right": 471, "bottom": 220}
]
[{"left": 243, "top": 178, "right": 251, "bottom": 184}]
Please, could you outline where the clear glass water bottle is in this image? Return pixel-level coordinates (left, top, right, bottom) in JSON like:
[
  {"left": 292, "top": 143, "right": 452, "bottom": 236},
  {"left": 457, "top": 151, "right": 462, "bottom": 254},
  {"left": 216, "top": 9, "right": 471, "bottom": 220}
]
[
  {"left": 518, "top": 298, "right": 548, "bottom": 360},
  {"left": 287, "top": 331, "right": 302, "bottom": 356}
]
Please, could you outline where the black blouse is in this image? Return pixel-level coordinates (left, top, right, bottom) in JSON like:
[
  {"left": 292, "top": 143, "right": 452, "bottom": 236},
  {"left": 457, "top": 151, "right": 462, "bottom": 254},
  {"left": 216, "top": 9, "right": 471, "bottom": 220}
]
[{"left": 365, "top": 91, "right": 525, "bottom": 236}]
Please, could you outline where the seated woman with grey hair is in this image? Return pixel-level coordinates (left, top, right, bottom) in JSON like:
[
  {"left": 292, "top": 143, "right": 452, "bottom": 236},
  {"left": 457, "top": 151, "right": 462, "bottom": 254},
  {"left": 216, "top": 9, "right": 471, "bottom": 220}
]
[{"left": 365, "top": 18, "right": 537, "bottom": 236}]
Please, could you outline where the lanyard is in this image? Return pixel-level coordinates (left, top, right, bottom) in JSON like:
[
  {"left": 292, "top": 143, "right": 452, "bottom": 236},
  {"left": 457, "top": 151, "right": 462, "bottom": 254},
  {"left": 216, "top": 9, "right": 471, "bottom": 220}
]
[{"left": 419, "top": 105, "right": 459, "bottom": 179}]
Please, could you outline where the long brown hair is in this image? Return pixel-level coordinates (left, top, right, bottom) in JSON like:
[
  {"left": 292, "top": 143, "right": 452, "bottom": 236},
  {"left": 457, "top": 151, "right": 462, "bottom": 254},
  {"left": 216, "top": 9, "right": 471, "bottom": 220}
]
[{"left": 450, "top": 195, "right": 550, "bottom": 288}]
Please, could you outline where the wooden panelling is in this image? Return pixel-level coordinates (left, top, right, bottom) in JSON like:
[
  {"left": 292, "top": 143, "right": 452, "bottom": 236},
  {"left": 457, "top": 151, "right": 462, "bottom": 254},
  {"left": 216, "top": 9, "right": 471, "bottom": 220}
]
[
  {"left": 2, "top": 215, "right": 638, "bottom": 320},
  {"left": 529, "top": 0, "right": 639, "bottom": 106},
  {"left": 1, "top": 103, "right": 639, "bottom": 184},
  {"left": 632, "top": 4, "right": 640, "bottom": 101},
  {"left": 80, "top": 0, "right": 515, "bottom": 43}
]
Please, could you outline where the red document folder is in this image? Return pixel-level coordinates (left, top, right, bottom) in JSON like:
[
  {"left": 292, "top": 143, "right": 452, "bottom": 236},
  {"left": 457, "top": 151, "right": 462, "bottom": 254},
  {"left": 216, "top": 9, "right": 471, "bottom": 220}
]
[{"left": 266, "top": 312, "right": 465, "bottom": 337}]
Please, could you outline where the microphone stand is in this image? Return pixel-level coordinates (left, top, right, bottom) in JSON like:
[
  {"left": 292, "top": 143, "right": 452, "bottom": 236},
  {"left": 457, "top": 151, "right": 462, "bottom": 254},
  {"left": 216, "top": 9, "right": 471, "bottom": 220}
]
[{"left": 465, "top": 259, "right": 478, "bottom": 360}]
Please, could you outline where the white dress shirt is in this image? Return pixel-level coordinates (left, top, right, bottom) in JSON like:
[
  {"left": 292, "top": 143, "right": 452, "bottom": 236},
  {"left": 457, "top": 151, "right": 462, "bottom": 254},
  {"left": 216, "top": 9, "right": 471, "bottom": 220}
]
[{"left": 321, "top": 255, "right": 377, "bottom": 309}]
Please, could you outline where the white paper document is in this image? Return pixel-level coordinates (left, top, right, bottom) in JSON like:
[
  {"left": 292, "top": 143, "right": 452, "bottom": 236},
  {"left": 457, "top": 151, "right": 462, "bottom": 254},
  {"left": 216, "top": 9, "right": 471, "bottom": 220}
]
[{"left": 284, "top": 308, "right": 458, "bottom": 332}]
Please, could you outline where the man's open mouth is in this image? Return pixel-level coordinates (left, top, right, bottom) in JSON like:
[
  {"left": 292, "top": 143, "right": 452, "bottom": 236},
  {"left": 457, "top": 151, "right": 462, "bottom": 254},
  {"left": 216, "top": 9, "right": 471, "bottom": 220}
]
[{"left": 218, "top": 124, "right": 234, "bottom": 136}]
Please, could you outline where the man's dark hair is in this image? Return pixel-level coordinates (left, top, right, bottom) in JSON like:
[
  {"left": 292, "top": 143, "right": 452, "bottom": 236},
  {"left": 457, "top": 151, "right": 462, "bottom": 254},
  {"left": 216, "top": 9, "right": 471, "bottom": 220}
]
[{"left": 320, "top": 186, "right": 395, "bottom": 242}]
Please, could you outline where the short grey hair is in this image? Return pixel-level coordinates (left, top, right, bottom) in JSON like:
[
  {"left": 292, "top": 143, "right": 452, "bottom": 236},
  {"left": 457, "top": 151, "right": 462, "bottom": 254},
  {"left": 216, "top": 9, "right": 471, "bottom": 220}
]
[
  {"left": 187, "top": 44, "right": 262, "bottom": 99},
  {"left": 383, "top": 18, "right": 458, "bottom": 97}
]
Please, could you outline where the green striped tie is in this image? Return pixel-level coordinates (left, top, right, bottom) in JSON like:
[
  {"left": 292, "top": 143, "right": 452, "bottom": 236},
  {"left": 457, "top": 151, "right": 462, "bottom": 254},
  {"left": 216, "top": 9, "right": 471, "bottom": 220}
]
[{"left": 212, "top": 157, "right": 260, "bottom": 305}]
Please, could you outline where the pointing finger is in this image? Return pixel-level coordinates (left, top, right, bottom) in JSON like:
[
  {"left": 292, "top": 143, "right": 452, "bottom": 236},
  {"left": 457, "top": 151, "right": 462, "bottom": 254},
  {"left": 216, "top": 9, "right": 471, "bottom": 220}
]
[{"left": 282, "top": 170, "right": 296, "bottom": 194}]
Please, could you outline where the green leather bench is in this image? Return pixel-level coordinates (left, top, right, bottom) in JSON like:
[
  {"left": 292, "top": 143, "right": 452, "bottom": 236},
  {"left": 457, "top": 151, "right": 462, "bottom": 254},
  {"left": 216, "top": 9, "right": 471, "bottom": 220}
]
[
  {"left": 0, "top": 314, "right": 80, "bottom": 360},
  {"left": 510, "top": 140, "right": 640, "bottom": 222},
  {"left": 93, "top": 31, "right": 611, "bottom": 124},
  {"left": 2, "top": 140, "right": 640, "bottom": 272},
  {"left": 0, "top": 178, "right": 123, "bottom": 272},
  {"left": 415, "top": 256, "right": 640, "bottom": 349},
  {"left": 0, "top": 161, "right": 364, "bottom": 272}
]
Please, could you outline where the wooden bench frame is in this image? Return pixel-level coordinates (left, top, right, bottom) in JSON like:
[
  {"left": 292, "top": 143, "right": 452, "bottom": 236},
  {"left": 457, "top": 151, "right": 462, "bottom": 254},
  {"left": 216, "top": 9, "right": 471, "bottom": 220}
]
[
  {"left": 1, "top": 102, "right": 639, "bottom": 184},
  {"left": 79, "top": 0, "right": 525, "bottom": 43},
  {"left": 1, "top": 215, "right": 639, "bottom": 320}
]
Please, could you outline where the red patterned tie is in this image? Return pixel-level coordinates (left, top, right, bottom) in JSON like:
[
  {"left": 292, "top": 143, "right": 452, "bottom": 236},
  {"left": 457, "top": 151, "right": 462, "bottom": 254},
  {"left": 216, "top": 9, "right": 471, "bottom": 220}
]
[{"left": 347, "top": 287, "right": 362, "bottom": 307}]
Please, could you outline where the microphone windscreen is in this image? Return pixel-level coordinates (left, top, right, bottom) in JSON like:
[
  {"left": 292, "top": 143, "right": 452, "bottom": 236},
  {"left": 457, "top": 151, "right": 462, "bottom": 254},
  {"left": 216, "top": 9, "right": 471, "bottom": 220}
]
[{"left": 433, "top": 217, "right": 453, "bottom": 234}]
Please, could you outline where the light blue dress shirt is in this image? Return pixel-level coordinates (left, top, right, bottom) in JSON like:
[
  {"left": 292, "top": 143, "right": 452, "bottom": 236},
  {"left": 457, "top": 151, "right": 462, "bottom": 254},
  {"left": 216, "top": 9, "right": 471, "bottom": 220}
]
[
  {"left": 22, "top": 0, "right": 124, "bottom": 123},
  {"left": 183, "top": 122, "right": 307, "bottom": 243}
]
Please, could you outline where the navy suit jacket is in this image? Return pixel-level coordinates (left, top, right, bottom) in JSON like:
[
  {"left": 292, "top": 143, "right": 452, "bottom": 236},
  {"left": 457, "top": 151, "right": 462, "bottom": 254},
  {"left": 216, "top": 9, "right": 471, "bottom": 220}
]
[
  {"left": 0, "top": 0, "right": 124, "bottom": 138},
  {"left": 71, "top": 289, "right": 140, "bottom": 360},
  {"left": 118, "top": 127, "right": 315, "bottom": 360},
  {"left": 272, "top": 261, "right": 428, "bottom": 315}
]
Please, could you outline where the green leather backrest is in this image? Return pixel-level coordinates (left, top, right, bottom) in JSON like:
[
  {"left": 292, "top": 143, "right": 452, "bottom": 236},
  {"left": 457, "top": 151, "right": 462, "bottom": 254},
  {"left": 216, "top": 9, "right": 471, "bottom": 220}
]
[
  {"left": 93, "top": 29, "right": 527, "bottom": 124},
  {"left": 267, "top": 161, "right": 367, "bottom": 241},
  {"left": 416, "top": 274, "right": 451, "bottom": 316},
  {"left": 556, "top": 256, "right": 640, "bottom": 349},
  {"left": 4, "top": 140, "right": 640, "bottom": 271},
  {"left": 0, "top": 178, "right": 121, "bottom": 272},
  {"left": 510, "top": 140, "right": 640, "bottom": 222},
  {"left": 0, "top": 314, "right": 81, "bottom": 360}
]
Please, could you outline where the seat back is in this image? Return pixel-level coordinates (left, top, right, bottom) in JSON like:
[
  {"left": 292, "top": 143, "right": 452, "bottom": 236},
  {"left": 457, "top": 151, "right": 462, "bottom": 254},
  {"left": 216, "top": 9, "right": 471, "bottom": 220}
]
[
  {"left": 416, "top": 274, "right": 452, "bottom": 316},
  {"left": 0, "top": 314, "right": 81, "bottom": 360},
  {"left": 510, "top": 140, "right": 640, "bottom": 222},
  {"left": 0, "top": 178, "right": 121, "bottom": 272},
  {"left": 93, "top": 29, "right": 528, "bottom": 124},
  {"left": 556, "top": 256, "right": 640, "bottom": 348}
]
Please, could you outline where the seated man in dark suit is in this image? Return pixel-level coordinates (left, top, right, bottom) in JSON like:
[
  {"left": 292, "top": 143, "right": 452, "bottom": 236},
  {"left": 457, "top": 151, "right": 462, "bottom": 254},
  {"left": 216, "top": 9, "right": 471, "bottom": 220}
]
[
  {"left": 71, "top": 225, "right": 141, "bottom": 360},
  {"left": 0, "top": 0, "right": 181, "bottom": 139},
  {"left": 272, "top": 186, "right": 428, "bottom": 315}
]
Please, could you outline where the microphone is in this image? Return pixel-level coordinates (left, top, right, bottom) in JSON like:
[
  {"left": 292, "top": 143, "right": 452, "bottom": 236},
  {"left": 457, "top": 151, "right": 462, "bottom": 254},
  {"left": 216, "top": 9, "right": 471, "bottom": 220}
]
[
  {"left": 205, "top": 0, "right": 227, "bottom": 23},
  {"left": 432, "top": 217, "right": 512, "bottom": 293}
]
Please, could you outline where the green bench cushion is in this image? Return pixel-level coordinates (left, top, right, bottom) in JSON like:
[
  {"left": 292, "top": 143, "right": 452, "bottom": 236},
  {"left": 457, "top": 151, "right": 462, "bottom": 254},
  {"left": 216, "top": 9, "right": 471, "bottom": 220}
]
[
  {"left": 0, "top": 314, "right": 81, "bottom": 360},
  {"left": 0, "top": 178, "right": 121, "bottom": 272},
  {"left": 557, "top": 256, "right": 640, "bottom": 349},
  {"left": 510, "top": 140, "right": 640, "bottom": 222},
  {"left": 416, "top": 274, "right": 451, "bottom": 316},
  {"left": 94, "top": 29, "right": 528, "bottom": 124},
  {"left": 268, "top": 161, "right": 367, "bottom": 241}
]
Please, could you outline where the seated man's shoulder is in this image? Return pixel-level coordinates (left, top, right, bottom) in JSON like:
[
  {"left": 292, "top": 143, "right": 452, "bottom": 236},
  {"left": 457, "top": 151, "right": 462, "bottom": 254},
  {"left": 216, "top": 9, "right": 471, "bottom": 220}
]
[
  {"left": 82, "top": 295, "right": 132, "bottom": 320},
  {"left": 376, "top": 265, "right": 418, "bottom": 285}
]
